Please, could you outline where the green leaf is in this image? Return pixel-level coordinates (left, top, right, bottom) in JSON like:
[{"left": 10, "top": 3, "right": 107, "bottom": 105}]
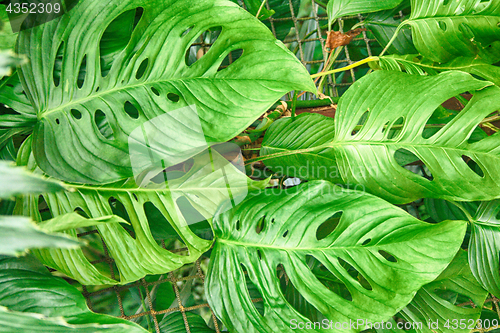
[
  {"left": 233, "top": 0, "right": 276, "bottom": 20},
  {"left": 469, "top": 200, "right": 500, "bottom": 297},
  {"left": 378, "top": 55, "right": 500, "bottom": 86},
  {"left": 0, "top": 6, "right": 17, "bottom": 51},
  {"left": 0, "top": 255, "right": 148, "bottom": 332},
  {"left": 0, "top": 161, "right": 65, "bottom": 199},
  {"left": 19, "top": 147, "right": 268, "bottom": 285},
  {"left": 16, "top": 0, "right": 314, "bottom": 184},
  {"left": 405, "top": 0, "right": 500, "bottom": 63},
  {"left": 261, "top": 71, "right": 500, "bottom": 204},
  {"left": 206, "top": 181, "right": 466, "bottom": 333},
  {"left": 363, "top": 1, "right": 417, "bottom": 55},
  {"left": 327, "top": 0, "right": 404, "bottom": 25},
  {"left": 400, "top": 250, "right": 488, "bottom": 333},
  {"left": 159, "top": 312, "right": 215, "bottom": 333},
  {"left": 0, "top": 215, "right": 80, "bottom": 256}
]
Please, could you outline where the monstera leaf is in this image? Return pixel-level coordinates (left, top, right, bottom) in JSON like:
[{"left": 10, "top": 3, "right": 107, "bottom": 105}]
[
  {"left": 327, "top": 0, "right": 404, "bottom": 25},
  {"left": 206, "top": 181, "right": 466, "bottom": 333},
  {"left": 260, "top": 71, "right": 500, "bottom": 204},
  {"left": 0, "top": 255, "right": 148, "bottom": 332},
  {"left": 17, "top": 138, "right": 268, "bottom": 285},
  {"left": 404, "top": 0, "right": 500, "bottom": 63},
  {"left": 401, "top": 250, "right": 488, "bottom": 333},
  {"left": 15, "top": 0, "right": 314, "bottom": 184}
]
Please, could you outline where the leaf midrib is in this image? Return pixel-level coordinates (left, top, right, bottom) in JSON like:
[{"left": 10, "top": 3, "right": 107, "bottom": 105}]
[
  {"left": 258, "top": 140, "right": 496, "bottom": 164},
  {"left": 217, "top": 237, "right": 419, "bottom": 251},
  {"left": 39, "top": 77, "right": 292, "bottom": 118}
]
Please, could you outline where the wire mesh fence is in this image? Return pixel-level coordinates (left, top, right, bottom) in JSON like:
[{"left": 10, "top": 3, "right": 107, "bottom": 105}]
[{"left": 74, "top": 1, "right": 500, "bottom": 332}]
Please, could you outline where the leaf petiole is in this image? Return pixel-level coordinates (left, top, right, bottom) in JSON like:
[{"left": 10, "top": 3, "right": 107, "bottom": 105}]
[{"left": 311, "top": 56, "right": 379, "bottom": 78}]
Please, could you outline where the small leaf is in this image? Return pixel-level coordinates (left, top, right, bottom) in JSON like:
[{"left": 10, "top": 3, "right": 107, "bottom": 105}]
[
  {"left": 327, "top": 0, "right": 404, "bottom": 26},
  {"left": 0, "top": 215, "right": 80, "bottom": 256},
  {"left": 0, "top": 161, "right": 65, "bottom": 199}
]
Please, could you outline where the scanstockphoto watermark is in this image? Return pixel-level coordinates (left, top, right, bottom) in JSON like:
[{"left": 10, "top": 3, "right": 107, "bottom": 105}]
[{"left": 290, "top": 319, "right": 423, "bottom": 331}]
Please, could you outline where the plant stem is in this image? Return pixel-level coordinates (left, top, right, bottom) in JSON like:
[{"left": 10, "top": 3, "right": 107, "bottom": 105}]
[
  {"left": 291, "top": 91, "right": 298, "bottom": 120},
  {"left": 311, "top": 56, "right": 379, "bottom": 78},
  {"left": 448, "top": 201, "right": 474, "bottom": 223},
  {"left": 378, "top": 21, "right": 407, "bottom": 57},
  {"left": 255, "top": 0, "right": 267, "bottom": 18},
  {"left": 313, "top": 0, "right": 327, "bottom": 9}
]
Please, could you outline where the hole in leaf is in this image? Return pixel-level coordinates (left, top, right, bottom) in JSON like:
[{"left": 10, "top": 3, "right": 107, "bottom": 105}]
[
  {"left": 462, "top": 155, "right": 485, "bottom": 177},
  {"left": 386, "top": 117, "right": 404, "bottom": 139},
  {"left": 338, "top": 258, "right": 372, "bottom": 291},
  {"left": 218, "top": 49, "right": 244, "bottom": 72},
  {"left": 55, "top": 119, "right": 60, "bottom": 125},
  {"left": 241, "top": 263, "right": 265, "bottom": 316},
  {"left": 362, "top": 238, "right": 371, "bottom": 246},
  {"left": 99, "top": 8, "right": 143, "bottom": 77},
  {"left": 256, "top": 215, "right": 266, "bottom": 234},
  {"left": 38, "top": 195, "right": 53, "bottom": 221},
  {"left": 236, "top": 219, "right": 241, "bottom": 231},
  {"left": 257, "top": 249, "right": 262, "bottom": 260},
  {"left": 181, "top": 25, "right": 194, "bottom": 37},
  {"left": 379, "top": 250, "right": 398, "bottom": 262},
  {"left": 136, "top": 58, "right": 148, "bottom": 80},
  {"left": 316, "top": 211, "right": 342, "bottom": 241},
  {"left": 74, "top": 207, "right": 90, "bottom": 219},
  {"left": 144, "top": 201, "right": 184, "bottom": 243},
  {"left": 77, "top": 55, "right": 87, "bottom": 88},
  {"left": 124, "top": 101, "right": 140, "bottom": 119},
  {"left": 151, "top": 87, "right": 160, "bottom": 96},
  {"left": 167, "top": 93, "right": 180, "bottom": 103},
  {"left": 53, "top": 41, "right": 64, "bottom": 87},
  {"left": 108, "top": 197, "right": 132, "bottom": 237},
  {"left": 176, "top": 197, "right": 213, "bottom": 241},
  {"left": 283, "top": 230, "right": 289, "bottom": 238},
  {"left": 395, "top": 148, "right": 434, "bottom": 180},
  {"left": 71, "top": 109, "right": 82, "bottom": 120},
  {"left": 438, "top": 21, "right": 447, "bottom": 31},
  {"left": 306, "top": 255, "right": 353, "bottom": 301},
  {"left": 185, "top": 26, "right": 222, "bottom": 66},
  {"left": 352, "top": 110, "right": 369, "bottom": 135},
  {"left": 94, "top": 110, "right": 115, "bottom": 140},
  {"left": 132, "top": 194, "right": 138, "bottom": 201},
  {"left": 422, "top": 106, "right": 454, "bottom": 139}
]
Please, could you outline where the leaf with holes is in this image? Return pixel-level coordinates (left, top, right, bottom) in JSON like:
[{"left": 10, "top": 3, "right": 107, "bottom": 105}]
[
  {"left": 469, "top": 200, "right": 500, "bottom": 298},
  {"left": 205, "top": 181, "right": 466, "bottom": 333},
  {"left": 16, "top": 0, "right": 314, "bottom": 184},
  {"left": 403, "top": 0, "right": 500, "bottom": 64},
  {"left": 0, "top": 255, "right": 148, "bottom": 332},
  {"left": 18, "top": 140, "right": 268, "bottom": 285},
  {"left": 327, "top": 0, "right": 404, "bottom": 26},
  {"left": 400, "top": 250, "right": 488, "bottom": 333},
  {"left": 260, "top": 70, "right": 500, "bottom": 204}
]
